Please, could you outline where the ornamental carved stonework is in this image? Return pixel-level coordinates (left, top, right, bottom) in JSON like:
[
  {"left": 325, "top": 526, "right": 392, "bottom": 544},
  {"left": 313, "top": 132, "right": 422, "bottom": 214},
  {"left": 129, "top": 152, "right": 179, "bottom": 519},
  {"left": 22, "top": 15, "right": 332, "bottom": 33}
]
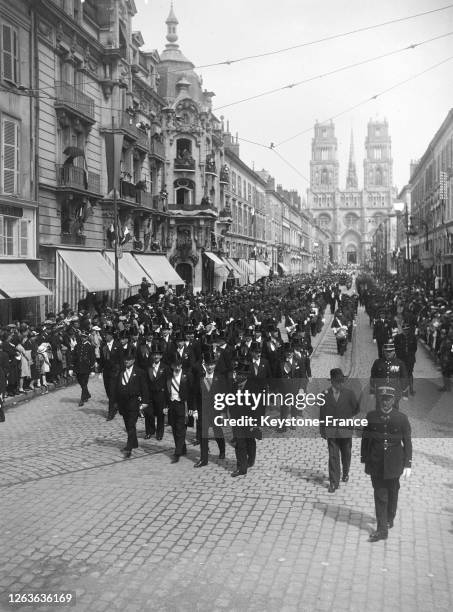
[{"left": 37, "top": 19, "right": 53, "bottom": 42}]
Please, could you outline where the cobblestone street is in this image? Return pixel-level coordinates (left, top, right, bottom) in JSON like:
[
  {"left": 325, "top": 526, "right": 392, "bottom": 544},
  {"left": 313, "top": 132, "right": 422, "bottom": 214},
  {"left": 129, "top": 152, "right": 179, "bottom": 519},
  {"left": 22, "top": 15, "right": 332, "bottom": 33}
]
[{"left": 1, "top": 308, "right": 453, "bottom": 612}]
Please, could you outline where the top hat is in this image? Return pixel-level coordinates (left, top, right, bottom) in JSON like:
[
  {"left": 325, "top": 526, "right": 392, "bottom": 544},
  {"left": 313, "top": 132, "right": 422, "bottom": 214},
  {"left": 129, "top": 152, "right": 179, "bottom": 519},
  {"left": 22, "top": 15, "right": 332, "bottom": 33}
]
[
  {"left": 203, "top": 346, "right": 217, "bottom": 365},
  {"left": 150, "top": 340, "right": 164, "bottom": 354}
]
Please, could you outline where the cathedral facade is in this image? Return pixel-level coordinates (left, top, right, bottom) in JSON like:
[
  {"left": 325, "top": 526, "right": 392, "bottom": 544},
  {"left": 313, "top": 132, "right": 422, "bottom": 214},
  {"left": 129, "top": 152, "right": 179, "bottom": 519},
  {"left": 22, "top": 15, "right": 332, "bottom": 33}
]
[{"left": 307, "top": 119, "right": 396, "bottom": 266}]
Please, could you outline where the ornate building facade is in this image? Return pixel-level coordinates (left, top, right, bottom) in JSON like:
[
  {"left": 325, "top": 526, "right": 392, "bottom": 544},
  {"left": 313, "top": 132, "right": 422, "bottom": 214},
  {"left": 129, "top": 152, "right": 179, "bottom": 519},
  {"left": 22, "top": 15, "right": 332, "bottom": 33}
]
[
  {"left": 307, "top": 119, "right": 396, "bottom": 266},
  {"left": 156, "top": 5, "right": 232, "bottom": 293}
]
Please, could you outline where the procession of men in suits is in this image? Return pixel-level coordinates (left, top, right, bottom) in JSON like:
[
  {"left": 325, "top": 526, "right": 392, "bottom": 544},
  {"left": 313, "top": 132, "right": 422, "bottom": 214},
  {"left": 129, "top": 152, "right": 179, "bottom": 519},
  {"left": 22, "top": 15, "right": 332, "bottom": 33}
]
[{"left": 0, "top": 270, "right": 416, "bottom": 542}]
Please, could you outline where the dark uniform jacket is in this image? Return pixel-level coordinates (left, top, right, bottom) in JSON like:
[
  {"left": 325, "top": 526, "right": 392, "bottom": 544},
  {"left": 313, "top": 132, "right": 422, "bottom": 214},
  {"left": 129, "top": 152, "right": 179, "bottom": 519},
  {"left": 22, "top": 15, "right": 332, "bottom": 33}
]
[
  {"left": 319, "top": 387, "right": 359, "bottom": 438},
  {"left": 370, "top": 356, "right": 409, "bottom": 399},
  {"left": 72, "top": 338, "right": 95, "bottom": 374},
  {"left": 373, "top": 319, "right": 392, "bottom": 343},
  {"left": 361, "top": 409, "right": 412, "bottom": 479}
]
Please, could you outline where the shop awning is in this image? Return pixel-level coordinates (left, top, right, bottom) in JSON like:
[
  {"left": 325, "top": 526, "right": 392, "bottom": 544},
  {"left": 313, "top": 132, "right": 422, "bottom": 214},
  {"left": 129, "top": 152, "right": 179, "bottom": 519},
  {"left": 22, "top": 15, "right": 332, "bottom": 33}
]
[
  {"left": 204, "top": 251, "right": 228, "bottom": 278},
  {"left": 278, "top": 262, "right": 290, "bottom": 275},
  {"left": 104, "top": 252, "right": 154, "bottom": 289},
  {"left": 225, "top": 258, "right": 247, "bottom": 285},
  {"left": 133, "top": 254, "right": 184, "bottom": 286},
  {"left": 221, "top": 257, "right": 240, "bottom": 280},
  {"left": 0, "top": 263, "right": 51, "bottom": 298},
  {"left": 57, "top": 249, "right": 127, "bottom": 292},
  {"left": 237, "top": 258, "right": 258, "bottom": 283},
  {"left": 255, "top": 261, "right": 270, "bottom": 278}
]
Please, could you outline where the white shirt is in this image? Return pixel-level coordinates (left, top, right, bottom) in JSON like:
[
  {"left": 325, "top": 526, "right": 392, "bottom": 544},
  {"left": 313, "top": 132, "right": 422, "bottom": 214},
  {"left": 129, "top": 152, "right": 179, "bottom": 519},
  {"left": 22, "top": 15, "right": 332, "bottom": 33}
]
[{"left": 106, "top": 340, "right": 114, "bottom": 352}]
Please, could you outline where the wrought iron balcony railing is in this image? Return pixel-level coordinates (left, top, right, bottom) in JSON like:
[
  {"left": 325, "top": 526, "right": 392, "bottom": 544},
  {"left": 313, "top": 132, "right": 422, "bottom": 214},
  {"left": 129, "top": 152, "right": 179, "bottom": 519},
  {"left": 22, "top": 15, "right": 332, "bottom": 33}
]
[
  {"left": 174, "top": 158, "right": 195, "bottom": 171},
  {"left": 54, "top": 81, "right": 95, "bottom": 121},
  {"left": 56, "top": 164, "right": 101, "bottom": 193}
]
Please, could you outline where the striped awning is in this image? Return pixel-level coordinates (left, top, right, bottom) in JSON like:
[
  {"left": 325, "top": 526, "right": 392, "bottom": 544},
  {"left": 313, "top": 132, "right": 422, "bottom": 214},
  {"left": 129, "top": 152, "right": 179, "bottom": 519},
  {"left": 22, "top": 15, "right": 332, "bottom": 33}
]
[{"left": 56, "top": 249, "right": 129, "bottom": 312}]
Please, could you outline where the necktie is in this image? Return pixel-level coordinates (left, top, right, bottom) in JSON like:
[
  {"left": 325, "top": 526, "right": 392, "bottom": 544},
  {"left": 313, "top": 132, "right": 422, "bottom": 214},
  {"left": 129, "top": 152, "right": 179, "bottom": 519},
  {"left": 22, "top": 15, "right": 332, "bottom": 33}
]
[
  {"left": 205, "top": 377, "right": 213, "bottom": 391},
  {"left": 254, "top": 361, "right": 259, "bottom": 375},
  {"left": 122, "top": 369, "right": 131, "bottom": 385},
  {"left": 172, "top": 376, "right": 180, "bottom": 397}
]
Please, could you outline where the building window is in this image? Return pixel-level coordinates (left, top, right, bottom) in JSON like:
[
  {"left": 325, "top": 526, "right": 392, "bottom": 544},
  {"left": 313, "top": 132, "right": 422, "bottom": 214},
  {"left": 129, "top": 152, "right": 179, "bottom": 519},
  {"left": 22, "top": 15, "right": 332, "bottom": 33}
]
[
  {"left": 0, "top": 215, "right": 29, "bottom": 257},
  {"left": 321, "top": 168, "right": 328, "bottom": 185},
  {"left": 232, "top": 171, "right": 236, "bottom": 193},
  {"left": 174, "top": 178, "right": 195, "bottom": 207},
  {"left": 238, "top": 177, "right": 242, "bottom": 198},
  {"left": 1, "top": 23, "right": 19, "bottom": 85},
  {"left": 1, "top": 116, "right": 20, "bottom": 195},
  {"left": 248, "top": 182, "right": 252, "bottom": 203},
  {"left": 320, "top": 147, "right": 328, "bottom": 161},
  {"left": 374, "top": 147, "right": 382, "bottom": 160},
  {"left": 375, "top": 167, "right": 383, "bottom": 186}
]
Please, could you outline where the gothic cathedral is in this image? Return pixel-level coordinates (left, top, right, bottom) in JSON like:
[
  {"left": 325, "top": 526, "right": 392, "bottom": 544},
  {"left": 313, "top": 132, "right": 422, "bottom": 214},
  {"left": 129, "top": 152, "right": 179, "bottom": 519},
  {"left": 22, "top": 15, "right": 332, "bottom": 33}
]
[{"left": 307, "top": 119, "right": 395, "bottom": 266}]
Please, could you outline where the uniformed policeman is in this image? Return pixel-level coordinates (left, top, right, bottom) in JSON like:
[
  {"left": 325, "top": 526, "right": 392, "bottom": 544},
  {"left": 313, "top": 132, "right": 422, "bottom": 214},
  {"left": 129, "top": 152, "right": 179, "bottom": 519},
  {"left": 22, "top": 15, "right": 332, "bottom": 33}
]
[
  {"left": 361, "top": 385, "right": 412, "bottom": 542},
  {"left": 370, "top": 341, "right": 409, "bottom": 407}
]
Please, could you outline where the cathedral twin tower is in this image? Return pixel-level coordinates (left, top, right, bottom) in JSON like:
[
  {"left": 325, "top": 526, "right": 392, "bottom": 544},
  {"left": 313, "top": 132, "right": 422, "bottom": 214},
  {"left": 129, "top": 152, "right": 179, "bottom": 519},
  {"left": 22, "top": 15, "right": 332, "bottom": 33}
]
[{"left": 307, "top": 119, "right": 395, "bottom": 265}]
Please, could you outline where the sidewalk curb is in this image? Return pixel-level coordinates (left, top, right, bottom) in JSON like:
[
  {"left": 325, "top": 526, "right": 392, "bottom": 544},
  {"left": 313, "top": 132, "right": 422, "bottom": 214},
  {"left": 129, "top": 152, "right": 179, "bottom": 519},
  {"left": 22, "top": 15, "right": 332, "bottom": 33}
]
[{"left": 3, "top": 377, "right": 78, "bottom": 411}]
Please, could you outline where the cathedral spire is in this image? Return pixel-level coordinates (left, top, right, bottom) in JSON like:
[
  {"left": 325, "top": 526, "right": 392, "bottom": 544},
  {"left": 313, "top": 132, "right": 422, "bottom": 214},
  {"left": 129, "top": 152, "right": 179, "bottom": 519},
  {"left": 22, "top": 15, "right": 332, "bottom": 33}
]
[{"left": 346, "top": 129, "right": 358, "bottom": 189}]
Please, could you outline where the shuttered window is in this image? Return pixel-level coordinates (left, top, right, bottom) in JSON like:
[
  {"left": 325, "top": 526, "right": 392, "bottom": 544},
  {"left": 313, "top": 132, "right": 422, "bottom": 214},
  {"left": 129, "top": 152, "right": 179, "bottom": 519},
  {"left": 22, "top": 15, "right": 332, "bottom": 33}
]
[
  {"left": 2, "top": 117, "right": 19, "bottom": 194},
  {"left": 2, "top": 24, "right": 18, "bottom": 84},
  {"left": 20, "top": 219, "right": 28, "bottom": 257}
]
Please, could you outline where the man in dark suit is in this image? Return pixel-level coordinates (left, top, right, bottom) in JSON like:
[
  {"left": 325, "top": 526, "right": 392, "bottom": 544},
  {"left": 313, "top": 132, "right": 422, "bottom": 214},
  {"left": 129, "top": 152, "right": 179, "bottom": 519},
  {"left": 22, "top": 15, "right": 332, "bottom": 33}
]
[
  {"left": 373, "top": 311, "right": 392, "bottom": 359},
  {"left": 99, "top": 327, "right": 124, "bottom": 420},
  {"left": 115, "top": 347, "right": 149, "bottom": 458},
  {"left": 394, "top": 324, "right": 418, "bottom": 395},
  {"left": 145, "top": 339, "right": 169, "bottom": 440},
  {"left": 276, "top": 342, "right": 307, "bottom": 432},
  {"left": 320, "top": 368, "right": 359, "bottom": 492},
  {"left": 193, "top": 347, "right": 226, "bottom": 467},
  {"left": 136, "top": 330, "right": 153, "bottom": 371},
  {"left": 165, "top": 355, "right": 192, "bottom": 463},
  {"left": 230, "top": 360, "right": 257, "bottom": 477},
  {"left": 361, "top": 385, "right": 412, "bottom": 542}
]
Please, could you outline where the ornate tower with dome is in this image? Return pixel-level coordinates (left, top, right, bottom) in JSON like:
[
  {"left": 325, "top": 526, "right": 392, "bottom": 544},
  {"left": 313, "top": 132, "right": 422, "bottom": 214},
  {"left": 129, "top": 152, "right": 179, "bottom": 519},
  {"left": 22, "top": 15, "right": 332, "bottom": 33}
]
[
  {"left": 157, "top": 4, "right": 231, "bottom": 292},
  {"left": 307, "top": 119, "right": 395, "bottom": 266}
]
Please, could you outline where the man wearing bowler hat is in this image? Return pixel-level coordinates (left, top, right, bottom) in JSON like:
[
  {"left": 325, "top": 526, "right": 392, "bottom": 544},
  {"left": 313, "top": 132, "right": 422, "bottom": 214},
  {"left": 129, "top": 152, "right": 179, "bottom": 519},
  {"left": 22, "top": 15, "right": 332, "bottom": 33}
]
[
  {"left": 361, "top": 385, "right": 412, "bottom": 542},
  {"left": 320, "top": 368, "right": 359, "bottom": 492},
  {"left": 193, "top": 345, "right": 226, "bottom": 467}
]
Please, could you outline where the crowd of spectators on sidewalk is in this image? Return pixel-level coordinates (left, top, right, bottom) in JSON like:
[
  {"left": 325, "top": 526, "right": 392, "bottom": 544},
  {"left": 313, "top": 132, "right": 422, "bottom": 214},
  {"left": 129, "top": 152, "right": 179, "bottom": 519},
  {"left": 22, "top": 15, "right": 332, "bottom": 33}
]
[{"left": 0, "top": 272, "right": 358, "bottom": 424}]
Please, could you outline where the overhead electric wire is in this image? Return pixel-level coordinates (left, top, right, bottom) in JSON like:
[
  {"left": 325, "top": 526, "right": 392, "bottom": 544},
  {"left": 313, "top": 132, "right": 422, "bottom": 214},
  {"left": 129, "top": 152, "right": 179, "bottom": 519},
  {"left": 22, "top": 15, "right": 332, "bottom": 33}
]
[
  {"left": 213, "top": 31, "right": 453, "bottom": 111},
  {"left": 275, "top": 54, "right": 453, "bottom": 147},
  {"left": 188, "top": 4, "right": 453, "bottom": 70}
]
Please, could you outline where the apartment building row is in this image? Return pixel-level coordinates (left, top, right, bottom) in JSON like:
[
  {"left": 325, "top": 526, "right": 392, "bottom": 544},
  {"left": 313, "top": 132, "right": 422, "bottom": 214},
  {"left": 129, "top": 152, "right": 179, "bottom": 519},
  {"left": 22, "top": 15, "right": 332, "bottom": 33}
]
[{"left": 0, "top": 0, "right": 321, "bottom": 323}]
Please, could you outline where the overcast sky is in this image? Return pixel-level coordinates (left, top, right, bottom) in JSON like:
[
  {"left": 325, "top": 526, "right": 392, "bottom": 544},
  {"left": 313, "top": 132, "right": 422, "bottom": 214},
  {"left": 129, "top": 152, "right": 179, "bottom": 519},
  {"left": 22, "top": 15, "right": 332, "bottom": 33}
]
[{"left": 133, "top": 0, "right": 453, "bottom": 200}]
